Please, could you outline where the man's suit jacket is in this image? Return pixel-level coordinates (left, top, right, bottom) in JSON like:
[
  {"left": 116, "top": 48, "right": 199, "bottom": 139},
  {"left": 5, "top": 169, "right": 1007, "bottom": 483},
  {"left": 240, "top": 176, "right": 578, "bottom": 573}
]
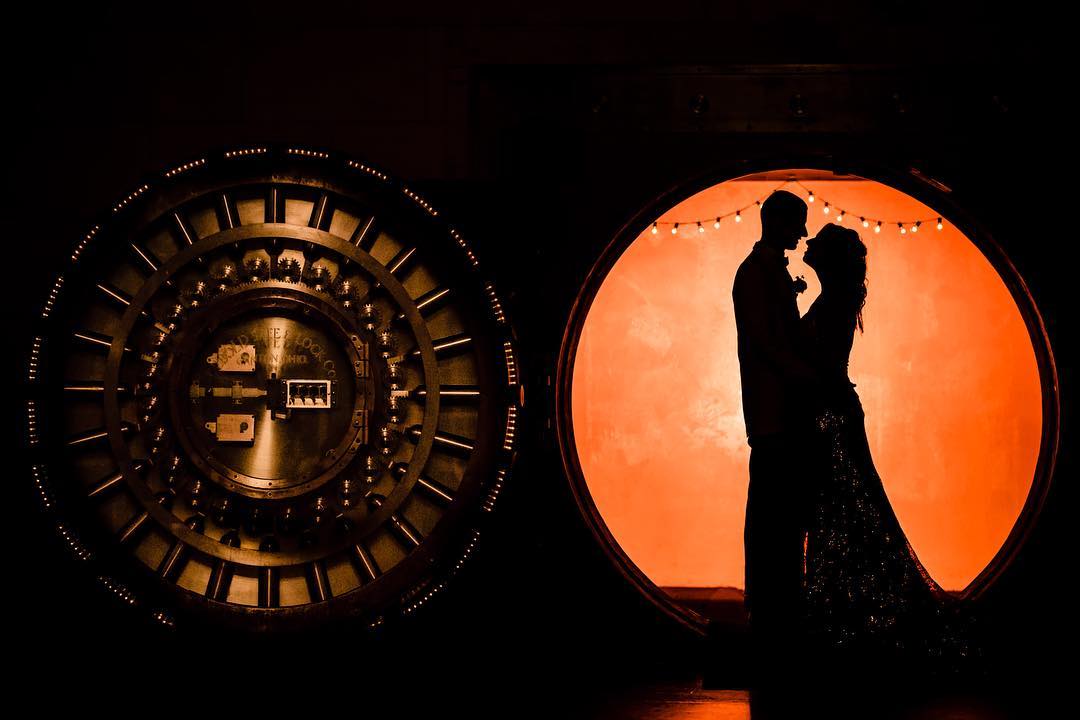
[{"left": 733, "top": 241, "right": 811, "bottom": 443}]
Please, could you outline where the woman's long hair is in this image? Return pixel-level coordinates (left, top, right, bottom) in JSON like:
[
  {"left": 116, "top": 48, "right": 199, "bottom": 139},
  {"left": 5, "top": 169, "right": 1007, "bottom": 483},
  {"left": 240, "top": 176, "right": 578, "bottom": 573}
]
[{"left": 815, "top": 224, "right": 869, "bottom": 333}]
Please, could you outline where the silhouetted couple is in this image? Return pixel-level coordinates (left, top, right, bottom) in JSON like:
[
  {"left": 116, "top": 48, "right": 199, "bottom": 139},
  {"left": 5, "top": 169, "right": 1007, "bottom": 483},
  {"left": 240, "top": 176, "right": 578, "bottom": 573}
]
[{"left": 733, "top": 190, "right": 973, "bottom": 688}]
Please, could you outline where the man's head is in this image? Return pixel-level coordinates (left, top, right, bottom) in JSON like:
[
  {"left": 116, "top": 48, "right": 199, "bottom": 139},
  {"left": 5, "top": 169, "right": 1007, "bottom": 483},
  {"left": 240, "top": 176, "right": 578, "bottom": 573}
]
[{"left": 760, "top": 190, "right": 808, "bottom": 251}]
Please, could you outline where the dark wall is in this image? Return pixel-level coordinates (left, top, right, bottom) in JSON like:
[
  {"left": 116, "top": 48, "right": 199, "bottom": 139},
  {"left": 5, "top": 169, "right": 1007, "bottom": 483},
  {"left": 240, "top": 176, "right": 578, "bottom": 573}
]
[{"left": 7, "top": 2, "right": 1072, "bottom": 695}]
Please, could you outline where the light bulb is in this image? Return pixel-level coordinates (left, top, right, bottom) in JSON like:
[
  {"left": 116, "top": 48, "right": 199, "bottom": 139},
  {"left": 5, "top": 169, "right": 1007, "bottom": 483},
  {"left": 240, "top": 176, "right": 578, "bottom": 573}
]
[
  {"left": 808, "top": 191, "right": 815, "bottom": 203},
  {"left": 861, "top": 217, "right": 869, "bottom": 228},
  {"left": 912, "top": 222, "right": 920, "bottom": 233},
  {"left": 875, "top": 222, "right": 882, "bottom": 234},
  {"left": 651, "top": 222, "right": 658, "bottom": 235},
  {"left": 899, "top": 223, "right": 906, "bottom": 235},
  {"left": 837, "top": 211, "right": 845, "bottom": 222},
  {"left": 823, "top": 203, "right": 830, "bottom": 215},
  {"left": 672, "top": 223, "right": 679, "bottom": 235},
  {"left": 714, "top": 217, "right": 721, "bottom": 229},
  {"left": 937, "top": 218, "right": 944, "bottom": 230},
  {"left": 697, "top": 222, "right": 705, "bottom": 234},
  {"left": 735, "top": 211, "right": 742, "bottom": 223}
]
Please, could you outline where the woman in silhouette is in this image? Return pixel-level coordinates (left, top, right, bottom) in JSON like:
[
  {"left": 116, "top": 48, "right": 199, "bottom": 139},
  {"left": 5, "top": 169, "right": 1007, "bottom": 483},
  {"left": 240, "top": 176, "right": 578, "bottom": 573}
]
[{"left": 798, "top": 223, "right": 975, "bottom": 679}]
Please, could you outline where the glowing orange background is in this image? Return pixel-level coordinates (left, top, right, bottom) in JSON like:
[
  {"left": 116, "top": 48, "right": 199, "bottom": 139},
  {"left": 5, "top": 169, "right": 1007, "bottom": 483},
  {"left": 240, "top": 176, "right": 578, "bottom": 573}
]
[{"left": 572, "top": 177, "right": 1042, "bottom": 591}]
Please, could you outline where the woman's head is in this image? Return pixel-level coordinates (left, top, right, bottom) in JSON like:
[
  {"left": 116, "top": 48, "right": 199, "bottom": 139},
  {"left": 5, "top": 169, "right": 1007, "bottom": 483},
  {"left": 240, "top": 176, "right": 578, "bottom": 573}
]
[{"left": 804, "top": 223, "right": 869, "bottom": 331}]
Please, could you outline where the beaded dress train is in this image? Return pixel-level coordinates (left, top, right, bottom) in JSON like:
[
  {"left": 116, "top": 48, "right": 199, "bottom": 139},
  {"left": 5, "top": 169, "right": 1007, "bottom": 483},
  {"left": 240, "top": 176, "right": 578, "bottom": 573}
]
[{"left": 798, "top": 297, "right": 976, "bottom": 676}]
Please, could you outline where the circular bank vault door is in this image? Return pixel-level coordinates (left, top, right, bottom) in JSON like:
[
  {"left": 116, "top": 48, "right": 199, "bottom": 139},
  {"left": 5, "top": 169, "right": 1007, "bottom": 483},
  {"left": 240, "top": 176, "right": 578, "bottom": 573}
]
[{"left": 26, "top": 148, "right": 521, "bottom": 632}]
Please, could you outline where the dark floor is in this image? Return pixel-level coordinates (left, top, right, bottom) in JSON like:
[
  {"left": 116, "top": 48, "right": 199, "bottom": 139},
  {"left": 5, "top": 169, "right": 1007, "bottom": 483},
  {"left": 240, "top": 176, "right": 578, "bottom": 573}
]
[
  {"left": 17, "top": 637, "right": 1047, "bottom": 718},
  {"left": 18, "top": 584, "right": 1055, "bottom": 718},
  {"left": 573, "top": 678, "right": 1028, "bottom": 719},
  {"left": 423, "top": 653, "right": 1053, "bottom": 719}
]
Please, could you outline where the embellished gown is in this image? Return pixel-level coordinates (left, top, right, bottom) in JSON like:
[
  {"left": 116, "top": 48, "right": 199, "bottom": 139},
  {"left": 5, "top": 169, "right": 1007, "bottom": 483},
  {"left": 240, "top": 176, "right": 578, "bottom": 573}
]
[{"left": 798, "top": 295, "right": 976, "bottom": 677}]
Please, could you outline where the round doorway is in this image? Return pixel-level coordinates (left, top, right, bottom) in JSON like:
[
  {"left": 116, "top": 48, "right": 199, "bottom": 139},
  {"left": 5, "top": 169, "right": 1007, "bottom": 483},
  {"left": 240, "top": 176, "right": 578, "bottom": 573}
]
[{"left": 558, "top": 167, "right": 1058, "bottom": 632}]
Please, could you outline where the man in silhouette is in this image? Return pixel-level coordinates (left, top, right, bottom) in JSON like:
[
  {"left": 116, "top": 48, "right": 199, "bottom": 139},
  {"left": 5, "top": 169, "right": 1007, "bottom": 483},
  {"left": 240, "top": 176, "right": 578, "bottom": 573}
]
[{"left": 733, "top": 190, "right": 819, "bottom": 683}]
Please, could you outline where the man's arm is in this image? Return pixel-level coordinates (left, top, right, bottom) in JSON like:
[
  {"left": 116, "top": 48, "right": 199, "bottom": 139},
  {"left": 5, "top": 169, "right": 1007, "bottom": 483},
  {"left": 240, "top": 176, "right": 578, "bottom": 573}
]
[{"left": 733, "top": 265, "right": 817, "bottom": 383}]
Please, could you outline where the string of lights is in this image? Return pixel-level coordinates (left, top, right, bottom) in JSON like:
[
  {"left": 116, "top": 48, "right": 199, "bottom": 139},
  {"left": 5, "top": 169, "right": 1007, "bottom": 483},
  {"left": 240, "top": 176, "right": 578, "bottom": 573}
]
[{"left": 649, "top": 180, "right": 945, "bottom": 237}]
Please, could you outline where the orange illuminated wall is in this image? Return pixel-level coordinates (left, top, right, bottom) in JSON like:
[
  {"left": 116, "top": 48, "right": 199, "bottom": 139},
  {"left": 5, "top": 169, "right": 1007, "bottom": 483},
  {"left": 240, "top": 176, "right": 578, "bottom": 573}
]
[{"left": 572, "top": 177, "right": 1043, "bottom": 591}]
